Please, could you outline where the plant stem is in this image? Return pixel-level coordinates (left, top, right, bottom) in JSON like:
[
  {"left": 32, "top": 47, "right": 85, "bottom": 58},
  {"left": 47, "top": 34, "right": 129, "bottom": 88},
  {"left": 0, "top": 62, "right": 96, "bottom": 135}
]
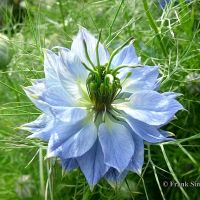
[
  {"left": 4, "top": 72, "right": 20, "bottom": 102},
  {"left": 39, "top": 147, "right": 45, "bottom": 198},
  {"left": 142, "top": 0, "right": 168, "bottom": 57}
]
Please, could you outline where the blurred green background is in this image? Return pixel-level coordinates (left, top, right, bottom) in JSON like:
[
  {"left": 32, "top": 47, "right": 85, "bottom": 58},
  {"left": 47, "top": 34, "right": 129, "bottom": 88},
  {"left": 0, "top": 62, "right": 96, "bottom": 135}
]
[{"left": 0, "top": 0, "right": 200, "bottom": 199}]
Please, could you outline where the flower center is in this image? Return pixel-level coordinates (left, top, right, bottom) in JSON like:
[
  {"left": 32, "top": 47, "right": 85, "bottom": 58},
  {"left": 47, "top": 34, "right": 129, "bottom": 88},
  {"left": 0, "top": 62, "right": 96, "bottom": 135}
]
[{"left": 86, "top": 65, "right": 121, "bottom": 112}]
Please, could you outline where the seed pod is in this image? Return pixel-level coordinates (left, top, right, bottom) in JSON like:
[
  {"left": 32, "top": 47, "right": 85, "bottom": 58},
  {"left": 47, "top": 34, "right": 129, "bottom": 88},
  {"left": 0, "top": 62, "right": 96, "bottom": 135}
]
[
  {"left": 0, "top": 34, "right": 12, "bottom": 70},
  {"left": 15, "top": 175, "right": 33, "bottom": 199},
  {"left": 185, "top": 72, "right": 200, "bottom": 95}
]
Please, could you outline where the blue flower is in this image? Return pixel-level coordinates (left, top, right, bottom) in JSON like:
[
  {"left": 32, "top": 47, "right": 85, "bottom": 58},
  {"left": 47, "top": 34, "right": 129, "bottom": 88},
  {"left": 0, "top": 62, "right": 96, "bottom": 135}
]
[
  {"left": 21, "top": 27, "right": 183, "bottom": 188},
  {"left": 158, "top": 0, "right": 192, "bottom": 9}
]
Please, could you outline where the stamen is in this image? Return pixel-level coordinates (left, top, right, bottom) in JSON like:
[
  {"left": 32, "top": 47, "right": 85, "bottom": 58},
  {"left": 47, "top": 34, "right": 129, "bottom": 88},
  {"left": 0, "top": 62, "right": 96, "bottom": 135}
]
[
  {"left": 96, "top": 29, "right": 102, "bottom": 68},
  {"left": 112, "top": 64, "right": 142, "bottom": 75},
  {"left": 83, "top": 39, "right": 95, "bottom": 68},
  {"left": 82, "top": 62, "right": 95, "bottom": 73},
  {"left": 106, "top": 37, "right": 135, "bottom": 72}
]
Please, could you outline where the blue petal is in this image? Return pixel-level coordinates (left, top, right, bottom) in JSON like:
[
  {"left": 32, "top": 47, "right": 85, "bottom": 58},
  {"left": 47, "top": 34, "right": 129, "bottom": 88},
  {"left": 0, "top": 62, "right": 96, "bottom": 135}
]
[
  {"left": 48, "top": 120, "right": 97, "bottom": 159},
  {"left": 23, "top": 80, "right": 51, "bottom": 113},
  {"left": 163, "top": 92, "right": 182, "bottom": 99},
  {"left": 21, "top": 114, "right": 54, "bottom": 141},
  {"left": 127, "top": 133, "right": 144, "bottom": 174},
  {"left": 98, "top": 115, "right": 135, "bottom": 172},
  {"left": 30, "top": 78, "right": 45, "bottom": 85},
  {"left": 71, "top": 27, "right": 109, "bottom": 67},
  {"left": 47, "top": 121, "right": 83, "bottom": 158},
  {"left": 24, "top": 81, "right": 83, "bottom": 114},
  {"left": 125, "top": 116, "right": 171, "bottom": 143},
  {"left": 44, "top": 49, "right": 86, "bottom": 106},
  {"left": 24, "top": 107, "right": 86, "bottom": 142},
  {"left": 111, "top": 44, "right": 139, "bottom": 68},
  {"left": 58, "top": 47, "right": 88, "bottom": 82},
  {"left": 117, "top": 90, "right": 183, "bottom": 126},
  {"left": 26, "top": 51, "right": 78, "bottom": 110},
  {"left": 77, "top": 140, "right": 108, "bottom": 187},
  {"left": 122, "top": 66, "right": 159, "bottom": 93},
  {"left": 50, "top": 107, "right": 87, "bottom": 123},
  {"left": 42, "top": 85, "right": 74, "bottom": 107},
  {"left": 43, "top": 49, "right": 60, "bottom": 87},
  {"left": 61, "top": 158, "right": 78, "bottom": 171},
  {"left": 160, "top": 130, "right": 175, "bottom": 137},
  {"left": 105, "top": 168, "right": 128, "bottom": 186},
  {"left": 158, "top": 0, "right": 171, "bottom": 9}
]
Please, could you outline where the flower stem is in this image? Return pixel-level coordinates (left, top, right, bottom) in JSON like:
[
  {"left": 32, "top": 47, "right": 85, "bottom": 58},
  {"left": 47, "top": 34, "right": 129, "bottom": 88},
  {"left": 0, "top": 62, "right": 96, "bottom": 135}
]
[
  {"left": 58, "top": 0, "right": 67, "bottom": 33},
  {"left": 125, "top": 178, "right": 134, "bottom": 200},
  {"left": 39, "top": 147, "right": 45, "bottom": 198},
  {"left": 4, "top": 72, "right": 20, "bottom": 103},
  {"left": 142, "top": 0, "right": 167, "bottom": 57},
  {"left": 108, "top": 0, "right": 125, "bottom": 38}
]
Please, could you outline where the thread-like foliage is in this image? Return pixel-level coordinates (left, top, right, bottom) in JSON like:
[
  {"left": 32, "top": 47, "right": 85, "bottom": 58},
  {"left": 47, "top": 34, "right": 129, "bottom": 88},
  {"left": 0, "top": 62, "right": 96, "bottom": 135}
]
[{"left": 0, "top": 0, "right": 200, "bottom": 199}]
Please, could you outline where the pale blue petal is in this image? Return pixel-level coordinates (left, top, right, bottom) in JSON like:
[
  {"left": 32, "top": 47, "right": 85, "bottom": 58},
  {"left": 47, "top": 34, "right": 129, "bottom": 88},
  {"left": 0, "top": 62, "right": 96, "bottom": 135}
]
[
  {"left": 56, "top": 59, "right": 88, "bottom": 104},
  {"left": 154, "top": 78, "right": 162, "bottom": 91},
  {"left": 61, "top": 158, "right": 78, "bottom": 171},
  {"left": 158, "top": 0, "right": 171, "bottom": 9},
  {"left": 21, "top": 108, "right": 86, "bottom": 143},
  {"left": 71, "top": 27, "right": 109, "bottom": 67},
  {"left": 48, "top": 120, "right": 97, "bottom": 159},
  {"left": 47, "top": 121, "right": 83, "bottom": 158},
  {"left": 50, "top": 107, "right": 87, "bottom": 123},
  {"left": 122, "top": 66, "right": 159, "bottom": 93},
  {"left": 42, "top": 86, "right": 74, "bottom": 107},
  {"left": 163, "top": 92, "right": 182, "bottom": 99},
  {"left": 44, "top": 49, "right": 85, "bottom": 106},
  {"left": 98, "top": 115, "right": 135, "bottom": 172},
  {"left": 118, "top": 90, "right": 183, "bottom": 126},
  {"left": 21, "top": 114, "right": 54, "bottom": 141},
  {"left": 43, "top": 49, "right": 60, "bottom": 86},
  {"left": 61, "top": 122, "right": 97, "bottom": 159},
  {"left": 24, "top": 81, "right": 80, "bottom": 113},
  {"left": 125, "top": 116, "right": 171, "bottom": 143},
  {"left": 160, "top": 130, "right": 175, "bottom": 138},
  {"left": 111, "top": 44, "right": 139, "bottom": 67},
  {"left": 105, "top": 168, "right": 128, "bottom": 185},
  {"left": 26, "top": 50, "right": 80, "bottom": 109},
  {"left": 127, "top": 133, "right": 144, "bottom": 174},
  {"left": 23, "top": 81, "right": 50, "bottom": 113},
  {"left": 30, "top": 78, "right": 45, "bottom": 85},
  {"left": 58, "top": 47, "right": 88, "bottom": 82},
  {"left": 77, "top": 140, "right": 108, "bottom": 187}
]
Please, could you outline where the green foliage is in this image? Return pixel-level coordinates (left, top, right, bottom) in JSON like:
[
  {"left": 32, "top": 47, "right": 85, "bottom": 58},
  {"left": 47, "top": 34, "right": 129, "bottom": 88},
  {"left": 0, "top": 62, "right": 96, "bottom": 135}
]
[{"left": 0, "top": 0, "right": 200, "bottom": 199}]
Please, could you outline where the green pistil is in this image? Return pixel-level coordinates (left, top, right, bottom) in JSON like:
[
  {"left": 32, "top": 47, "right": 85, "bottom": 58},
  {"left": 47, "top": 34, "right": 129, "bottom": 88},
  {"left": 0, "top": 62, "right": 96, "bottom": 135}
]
[
  {"left": 82, "top": 34, "right": 138, "bottom": 112},
  {"left": 106, "top": 37, "right": 135, "bottom": 73},
  {"left": 86, "top": 66, "right": 121, "bottom": 112}
]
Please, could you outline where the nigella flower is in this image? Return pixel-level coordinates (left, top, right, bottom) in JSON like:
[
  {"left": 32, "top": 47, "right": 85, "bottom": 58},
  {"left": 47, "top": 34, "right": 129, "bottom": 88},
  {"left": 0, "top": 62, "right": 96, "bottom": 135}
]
[
  {"left": 21, "top": 27, "right": 183, "bottom": 187},
  {"left": 158, "top": 0, "right": 192, "bottom": 9}
]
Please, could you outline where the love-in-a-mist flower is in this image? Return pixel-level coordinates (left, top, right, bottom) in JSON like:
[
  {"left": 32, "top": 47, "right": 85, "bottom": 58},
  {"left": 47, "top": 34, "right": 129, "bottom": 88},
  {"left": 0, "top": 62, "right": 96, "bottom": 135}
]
[
  {"left": 21, "top": 27, "right": 183, "bottom": 188},
  {"left": 158, "top": 0, "right": 192, "bottom": 9}
]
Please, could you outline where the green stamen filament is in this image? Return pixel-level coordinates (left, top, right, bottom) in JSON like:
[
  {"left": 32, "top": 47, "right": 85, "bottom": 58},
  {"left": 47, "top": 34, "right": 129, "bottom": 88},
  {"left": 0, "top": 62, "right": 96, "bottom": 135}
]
[{"left": 106, "top": 37, "right": 135, "bottom": 72}]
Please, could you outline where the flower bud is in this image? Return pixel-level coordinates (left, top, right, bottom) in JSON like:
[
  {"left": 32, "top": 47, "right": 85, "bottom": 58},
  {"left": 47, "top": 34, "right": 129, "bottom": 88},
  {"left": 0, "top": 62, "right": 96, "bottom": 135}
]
[
  {"left": 0, "top": 34, "right": 12, "bottom": 70},
  {"left": 185, "top": 72, "right": 200, "bottom": 95},
  {"left": 15, "top": 175, "right": 33, "bottom": 198}
]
